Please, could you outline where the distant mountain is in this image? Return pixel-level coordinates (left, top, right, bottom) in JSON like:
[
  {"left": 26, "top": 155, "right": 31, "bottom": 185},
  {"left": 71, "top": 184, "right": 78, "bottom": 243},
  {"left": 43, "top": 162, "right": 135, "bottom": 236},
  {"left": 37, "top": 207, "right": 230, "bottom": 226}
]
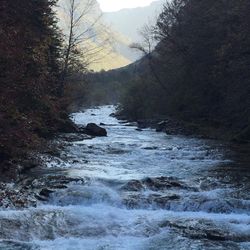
[
  {"left": 103, "top": 0, "right": 165, "bottom": 61},
  {"left": 104, "top": 0, "right": 164, "bottom": 43},
  {"left": 56, "top": 0, "right": 165, "bottom": 71}
]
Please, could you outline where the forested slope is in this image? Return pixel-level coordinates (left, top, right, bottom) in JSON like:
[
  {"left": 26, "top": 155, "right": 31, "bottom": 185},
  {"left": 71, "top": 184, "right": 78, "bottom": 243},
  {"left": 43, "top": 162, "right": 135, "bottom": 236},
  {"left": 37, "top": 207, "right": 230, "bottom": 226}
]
[
  {"left": 0, "top": 0, "right": 76, "bottom": 177},
  {"left": 118, "top": 0, "right": 250, "bottom": 142}
]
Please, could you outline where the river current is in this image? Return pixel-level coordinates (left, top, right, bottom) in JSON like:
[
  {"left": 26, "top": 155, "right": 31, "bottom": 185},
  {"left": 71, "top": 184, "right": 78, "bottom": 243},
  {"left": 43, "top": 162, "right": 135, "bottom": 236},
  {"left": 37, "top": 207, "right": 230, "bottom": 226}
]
[{"left": 0, "top": 105, "right": 249, "bottom": 250}]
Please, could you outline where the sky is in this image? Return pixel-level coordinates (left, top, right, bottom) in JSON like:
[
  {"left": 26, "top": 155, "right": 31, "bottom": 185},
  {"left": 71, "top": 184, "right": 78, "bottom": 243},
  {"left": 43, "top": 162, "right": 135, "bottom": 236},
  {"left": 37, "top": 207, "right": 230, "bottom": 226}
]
[{"left": 97, "top": 0, "right": 155, "bottom": 12}]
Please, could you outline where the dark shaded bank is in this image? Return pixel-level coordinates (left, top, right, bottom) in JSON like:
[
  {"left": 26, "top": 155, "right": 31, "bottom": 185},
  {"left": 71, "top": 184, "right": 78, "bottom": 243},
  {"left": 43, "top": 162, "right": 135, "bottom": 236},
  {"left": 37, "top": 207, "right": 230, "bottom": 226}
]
[
  {"left": 0, "top": 0, "right": 88, "bottom": 180},
  {"left": 0, "top": 120, "right": 108, "bottom": 208},
  {"left": 0, "top": 116, "right": 108, "bottom": 182},
  {"left": 116, "top": 111, "right": 250, "bottom": 144},
  {"left": 0, "top": 117, "right": 78, "bottom": 182},
  {"left": 115, "top": 110, "right": 250, "bottom": 186}
]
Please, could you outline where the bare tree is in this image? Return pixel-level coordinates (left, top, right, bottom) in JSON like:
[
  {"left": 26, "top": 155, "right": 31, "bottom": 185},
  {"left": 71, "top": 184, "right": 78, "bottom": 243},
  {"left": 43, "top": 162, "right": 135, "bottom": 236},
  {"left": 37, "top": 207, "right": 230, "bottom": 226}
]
[
  {"left": 130, "top": 0, "right": 188, "bottom": 93},
  {"left": 58, "top": 0, "right": 113, "bottom": 95},
  {"left": 130, "top": 24, "right": 168, "bottom": 92}
]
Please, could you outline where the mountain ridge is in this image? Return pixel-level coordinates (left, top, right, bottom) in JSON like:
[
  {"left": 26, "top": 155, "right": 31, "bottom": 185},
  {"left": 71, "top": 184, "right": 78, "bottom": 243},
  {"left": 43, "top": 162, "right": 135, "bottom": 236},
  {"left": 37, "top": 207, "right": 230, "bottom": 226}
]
[{"left": 57, "top": 0, "right": 165, "bottom": 71}]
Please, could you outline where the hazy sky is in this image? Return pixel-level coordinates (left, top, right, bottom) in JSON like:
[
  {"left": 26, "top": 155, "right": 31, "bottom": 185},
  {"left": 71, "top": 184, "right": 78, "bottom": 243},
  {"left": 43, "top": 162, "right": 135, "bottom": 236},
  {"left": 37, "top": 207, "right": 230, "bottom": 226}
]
[{"left": 97, "top": 0, "right": 155, "bottom": 12}]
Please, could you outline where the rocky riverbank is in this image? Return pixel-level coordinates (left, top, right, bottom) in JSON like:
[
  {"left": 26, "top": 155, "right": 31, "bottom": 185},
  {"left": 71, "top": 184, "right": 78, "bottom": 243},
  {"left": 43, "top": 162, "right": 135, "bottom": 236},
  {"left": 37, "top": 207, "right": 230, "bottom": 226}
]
[
  {"left": 0, "top": 105, "right": 249, "bottom": 250},
  {"left": 115, "top": 111, "right": 250, "bottom": 144},
  {"left": 0, "top": 116, "right": 107, "bottom": 209}
]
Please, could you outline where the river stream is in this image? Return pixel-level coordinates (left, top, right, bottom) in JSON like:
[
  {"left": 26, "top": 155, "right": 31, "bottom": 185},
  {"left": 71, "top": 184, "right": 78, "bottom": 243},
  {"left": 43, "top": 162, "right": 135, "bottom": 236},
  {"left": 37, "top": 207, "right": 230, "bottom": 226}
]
[{"left": 0, "top": 105, "right": 249, "bottom": 250}]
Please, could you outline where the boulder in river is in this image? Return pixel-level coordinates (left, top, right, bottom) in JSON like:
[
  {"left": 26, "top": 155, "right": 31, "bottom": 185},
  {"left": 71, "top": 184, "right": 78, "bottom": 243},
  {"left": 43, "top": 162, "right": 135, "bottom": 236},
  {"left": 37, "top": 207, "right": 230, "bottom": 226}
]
[
  {"left": 85, "top": 123, "right": 107, "bottom": 137},
  {"left": 156, "top": 121, "right": 168, "bottom": 132}
]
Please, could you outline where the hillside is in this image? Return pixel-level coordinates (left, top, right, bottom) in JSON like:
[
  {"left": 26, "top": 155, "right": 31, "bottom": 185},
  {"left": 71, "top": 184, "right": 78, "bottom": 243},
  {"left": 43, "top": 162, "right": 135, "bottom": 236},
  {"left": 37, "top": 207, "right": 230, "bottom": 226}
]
[
  {"left": 56, "top": 0, "right": 165, "bottom": 70},
  {"left": 103, "top": 1, "right": 164, "bottom": 42},
  {"left": 117, "top": 0, "right": 250, "bottom": 142}
]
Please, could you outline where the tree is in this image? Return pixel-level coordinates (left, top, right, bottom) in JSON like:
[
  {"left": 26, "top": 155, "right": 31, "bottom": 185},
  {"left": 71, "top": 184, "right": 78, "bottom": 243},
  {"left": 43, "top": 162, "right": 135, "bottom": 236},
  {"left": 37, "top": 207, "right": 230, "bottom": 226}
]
[
  {"left": 0, "top": 0, "right": 69, "bottom": 168},
  {"left": 119, "top": 0, "right": 250, "bottom": 141},
  {"left": 130, "top": 24, "right": 168, "bottom": 92},
  {"left": 58, "top": 0, "right": 113, "bottom": 95}
]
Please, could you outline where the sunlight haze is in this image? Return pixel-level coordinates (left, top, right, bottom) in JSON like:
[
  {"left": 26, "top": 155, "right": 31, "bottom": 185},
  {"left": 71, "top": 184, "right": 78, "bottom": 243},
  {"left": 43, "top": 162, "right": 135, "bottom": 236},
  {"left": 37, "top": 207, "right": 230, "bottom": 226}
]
[{"left": 97, "top": 0, "right": 156, "bottom": 12}]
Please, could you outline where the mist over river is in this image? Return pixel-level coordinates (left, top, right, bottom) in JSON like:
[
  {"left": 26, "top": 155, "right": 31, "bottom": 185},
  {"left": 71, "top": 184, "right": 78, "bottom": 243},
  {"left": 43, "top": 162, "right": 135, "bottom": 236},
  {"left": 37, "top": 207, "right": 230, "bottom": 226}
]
[{"left": 0, "top": 106, "right": 249, "bottom": 250}]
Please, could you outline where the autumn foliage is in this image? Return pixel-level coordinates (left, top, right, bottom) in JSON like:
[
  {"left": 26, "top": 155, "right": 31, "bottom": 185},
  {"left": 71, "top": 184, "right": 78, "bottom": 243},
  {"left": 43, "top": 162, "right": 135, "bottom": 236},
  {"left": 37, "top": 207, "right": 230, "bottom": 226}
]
[{"left": 0, "top": 0, "right": 72, "bottom": 168}]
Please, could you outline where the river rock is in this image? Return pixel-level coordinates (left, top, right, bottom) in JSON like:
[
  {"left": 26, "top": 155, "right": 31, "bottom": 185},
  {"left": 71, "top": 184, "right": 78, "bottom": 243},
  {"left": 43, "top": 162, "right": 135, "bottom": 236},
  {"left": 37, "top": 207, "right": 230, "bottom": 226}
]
[
  {"left": 60, "top": 133, "right": 93, "bottom": 142},
  {"left": 122, "top": 180, "right": 144, "bottom": 191},
  {"left": 143, "top": 177, "right": 184, "bottom": 190},
  {"left": 156, "top": 121, "right": 168, "bottom": 132},
  {"left": 160, "top": 219, "right": 232, "bottom": 241},
  {"left": 85, "top": 123, "right": 107, "bottom": 137},
  {"left": 39, "top": 188, "right": 54, "bottom": 198},
  {"left": 137, "top": 120, "right": 149, "bottom": 129},
  {"left": 123, "top": 193, "right": 181, "bottom": 209},
  {"left": 121, "top": 177, "right": 195, "bottom": 192}
]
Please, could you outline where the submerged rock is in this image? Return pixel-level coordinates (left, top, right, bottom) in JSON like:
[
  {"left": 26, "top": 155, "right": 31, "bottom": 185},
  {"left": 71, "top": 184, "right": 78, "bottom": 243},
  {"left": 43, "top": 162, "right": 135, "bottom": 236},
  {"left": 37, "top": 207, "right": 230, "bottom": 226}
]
[
  {"left": 143, "top": 177, "right": 189, "bottom": 191},
  {"left": 160, "top": 219, "right": 244, "bottom": 242},
  {"left": 143, "top": 146, "right": 158, "bottom": 150},
  {"left": 121, "top": 177, "right": 197, "bottom": 192},
  {"left": 85, "top": 123, "right": 107, "bottom": 137},
  {"left": 123, "top": 193, "right": 181, "bottom": 209}
]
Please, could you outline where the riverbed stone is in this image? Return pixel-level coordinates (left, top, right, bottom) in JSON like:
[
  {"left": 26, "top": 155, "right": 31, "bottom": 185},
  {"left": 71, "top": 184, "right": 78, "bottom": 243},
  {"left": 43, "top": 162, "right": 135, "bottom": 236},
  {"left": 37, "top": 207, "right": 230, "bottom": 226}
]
[
  {"left": 121, "top": 180, "right": 144, "bottom": 191},
  {"left": 143, "top": 177, "right": 183, "bottom": 190},
  {"left": 156, "top": 121, "right": 168, "bottom": 132},
  {"left": 85, "top": 123, "right": 107, "bottom": 136}
]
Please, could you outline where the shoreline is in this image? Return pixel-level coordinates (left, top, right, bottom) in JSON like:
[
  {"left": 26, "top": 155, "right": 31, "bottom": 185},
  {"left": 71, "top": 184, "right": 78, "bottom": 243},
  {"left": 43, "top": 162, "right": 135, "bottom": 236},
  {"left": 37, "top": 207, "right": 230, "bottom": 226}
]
[{"left": 116, "top": 112, "right": 250, "bottom": 144}]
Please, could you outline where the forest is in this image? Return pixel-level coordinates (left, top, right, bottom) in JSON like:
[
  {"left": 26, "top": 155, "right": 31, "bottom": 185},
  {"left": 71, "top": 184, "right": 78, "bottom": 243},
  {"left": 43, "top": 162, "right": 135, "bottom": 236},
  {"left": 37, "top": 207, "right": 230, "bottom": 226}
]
[
  {"left": 93, "top": 0, "right": 250, "bottom": 142},
  {"left": 0, "top": 0, "right": 81, "bottom": 177}
]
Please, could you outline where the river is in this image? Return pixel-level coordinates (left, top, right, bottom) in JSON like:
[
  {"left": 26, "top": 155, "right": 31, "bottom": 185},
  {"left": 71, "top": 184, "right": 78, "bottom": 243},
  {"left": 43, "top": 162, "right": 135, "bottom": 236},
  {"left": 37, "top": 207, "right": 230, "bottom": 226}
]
[{"left": 0, "top": 105, "right": 249, "bottom": 250}]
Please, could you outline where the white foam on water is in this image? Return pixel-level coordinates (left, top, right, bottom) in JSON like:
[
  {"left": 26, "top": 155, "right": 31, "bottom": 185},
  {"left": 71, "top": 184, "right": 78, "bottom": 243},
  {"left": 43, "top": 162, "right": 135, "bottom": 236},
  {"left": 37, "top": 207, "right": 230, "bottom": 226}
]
[{"left": 1, "top": 106, "right": 249, "bottom": 249}]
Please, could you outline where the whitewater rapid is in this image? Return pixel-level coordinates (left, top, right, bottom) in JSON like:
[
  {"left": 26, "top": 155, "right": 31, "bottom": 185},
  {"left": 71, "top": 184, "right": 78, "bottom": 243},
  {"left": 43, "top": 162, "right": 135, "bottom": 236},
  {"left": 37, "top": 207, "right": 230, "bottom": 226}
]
[{"left": 0, "top": 106, "right": 249, "bottom": 250}]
